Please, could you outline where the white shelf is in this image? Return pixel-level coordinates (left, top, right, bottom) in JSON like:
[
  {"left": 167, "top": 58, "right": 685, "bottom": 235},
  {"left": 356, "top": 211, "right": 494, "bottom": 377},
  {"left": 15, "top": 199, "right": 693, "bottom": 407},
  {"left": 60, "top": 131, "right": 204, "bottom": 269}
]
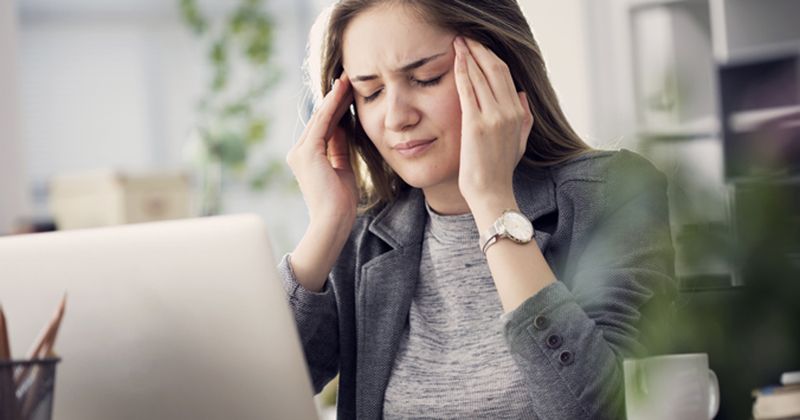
[
  {"left": 638, "top": 116, "right": 720, "bottom": 140},
  {"left": 729, "top": 105, "right": 800, "bottom": 133},
  {"left": 628, "top": 0, "right": 705, "bottom": 10},
  {"left": 722, "top": 40, "right": 800, "bottom": 66}
]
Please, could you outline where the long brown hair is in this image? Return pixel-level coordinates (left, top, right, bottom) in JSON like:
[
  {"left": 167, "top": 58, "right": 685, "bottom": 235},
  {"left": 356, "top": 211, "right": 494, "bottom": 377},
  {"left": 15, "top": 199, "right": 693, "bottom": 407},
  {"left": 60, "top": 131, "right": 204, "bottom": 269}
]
[{"left": 307, "top": 0, "right": 592, "bottom": 211}]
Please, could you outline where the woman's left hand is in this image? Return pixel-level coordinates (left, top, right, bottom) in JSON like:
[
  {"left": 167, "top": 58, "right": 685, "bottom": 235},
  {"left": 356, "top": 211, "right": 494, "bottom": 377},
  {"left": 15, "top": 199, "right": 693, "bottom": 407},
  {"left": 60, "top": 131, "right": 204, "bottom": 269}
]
[{"left": 453, "top": 36, "right": 533, "bottom": 210}]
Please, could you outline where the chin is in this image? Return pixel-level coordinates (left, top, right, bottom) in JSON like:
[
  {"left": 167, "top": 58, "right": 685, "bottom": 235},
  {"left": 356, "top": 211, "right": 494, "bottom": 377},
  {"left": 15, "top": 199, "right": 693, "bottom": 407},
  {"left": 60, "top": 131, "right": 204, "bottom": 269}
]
[
  {"left": 394, "top": 170, "right": 431, "bottom": 189},
  {"left": 395, "top": 169, "right": 454, "bottom": 191},
  {"left": 401, "top": 178, "right": 432, "bottom": 190}
]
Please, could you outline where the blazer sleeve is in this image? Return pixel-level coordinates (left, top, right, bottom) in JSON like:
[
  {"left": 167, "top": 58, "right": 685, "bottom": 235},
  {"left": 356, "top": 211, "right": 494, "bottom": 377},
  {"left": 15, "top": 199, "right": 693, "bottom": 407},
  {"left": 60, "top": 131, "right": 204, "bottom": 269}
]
[
  {"left": 500, "top": 153, "right": 677, "bottom": 419},
  {"left": 278, "top": 253, "right": 340, "bottom": 394}
]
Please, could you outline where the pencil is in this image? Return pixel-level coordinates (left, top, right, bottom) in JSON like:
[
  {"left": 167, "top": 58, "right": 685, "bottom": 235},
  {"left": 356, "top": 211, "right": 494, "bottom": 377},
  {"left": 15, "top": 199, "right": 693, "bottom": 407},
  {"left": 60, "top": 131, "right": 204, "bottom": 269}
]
[
  {"left": 14, "top": 293, "right": 66, "bottom": 387},
  {"left": 0, "top": 304, "right": 21, "bottom": 420},
  {"left": 25, "top": 293, "right": 66, "bottom": 360},
  {"left": 0, "top": 304, "right": 11, "bottom": 361}
]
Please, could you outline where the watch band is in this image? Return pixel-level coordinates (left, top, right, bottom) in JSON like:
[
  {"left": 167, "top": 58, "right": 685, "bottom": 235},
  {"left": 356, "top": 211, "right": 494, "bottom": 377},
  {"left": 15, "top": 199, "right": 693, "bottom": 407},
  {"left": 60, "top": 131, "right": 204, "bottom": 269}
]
[
  {"left": 480, "top": 220, "right": 503, "bottom": 254},
  {"left": 479, "top": 209, "right": 534, "bottom": 255},
  {"left": 481, "top": 234, "right": 500, "bottom": 254}
]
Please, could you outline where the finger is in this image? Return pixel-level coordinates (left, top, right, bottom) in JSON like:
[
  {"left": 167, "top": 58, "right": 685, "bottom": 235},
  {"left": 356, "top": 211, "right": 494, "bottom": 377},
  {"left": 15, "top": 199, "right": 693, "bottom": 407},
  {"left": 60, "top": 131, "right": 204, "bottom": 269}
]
[
  {"left": 518, "top": 91, "right": 533, "bottom": 156},
  {"left": 464, "top": 38, "right": 519, "bottom": 109},
  {"left": 306, "top": 76, "right": 353, "bottom": 143},
  {"left": 325, "top": 91, "right": 354, "bottom": 140},
  {"left": 327, "top": 75, "right": 351, "bottom": 171},
  {"left": 324, "top": 73, "right": 354, "bottom": 139},
  {"left": 295, "top": 107, "right": 319, "bottom": 149},
  {"left": 453, "top": 38, "right": 479, "bottom": 119},
  {"left": 295, "top": 82, "right": 332, "bottom": 148},
  {"left": 303, "top": 76, "right": 345, "bottom": 136},
  {"left": 458, "top": 38, "right": 496, "bottom": 111},
  {"left": 327, "top": 126, "right": 351, "bottom": 171}
]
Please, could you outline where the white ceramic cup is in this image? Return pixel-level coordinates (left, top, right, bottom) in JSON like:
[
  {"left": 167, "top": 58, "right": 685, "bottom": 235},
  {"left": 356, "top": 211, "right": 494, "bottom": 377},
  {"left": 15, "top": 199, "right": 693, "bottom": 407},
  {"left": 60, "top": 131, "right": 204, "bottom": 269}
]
[{"left": 624, "top": 353, "right": 720, "bottom": 420}]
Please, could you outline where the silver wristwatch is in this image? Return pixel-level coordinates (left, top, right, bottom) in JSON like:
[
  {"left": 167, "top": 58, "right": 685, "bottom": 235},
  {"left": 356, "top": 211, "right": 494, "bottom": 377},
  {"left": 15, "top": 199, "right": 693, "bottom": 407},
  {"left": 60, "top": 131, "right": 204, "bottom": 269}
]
[{"left": 479, "top": 209, "right": 534, "bottom": 254}]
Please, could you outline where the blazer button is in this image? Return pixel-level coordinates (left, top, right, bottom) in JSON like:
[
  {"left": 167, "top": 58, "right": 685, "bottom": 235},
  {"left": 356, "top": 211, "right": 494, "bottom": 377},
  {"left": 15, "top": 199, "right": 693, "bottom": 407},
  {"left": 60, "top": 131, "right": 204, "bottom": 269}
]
[
  {"left": 533, "top": 315, "right": 550, "bottom": 330},
  {"left": 559, "top": 350, "right": 574, "bottom": 366},
  {"left": 546, "top": 334, "right": 563, "bottom": 349}
]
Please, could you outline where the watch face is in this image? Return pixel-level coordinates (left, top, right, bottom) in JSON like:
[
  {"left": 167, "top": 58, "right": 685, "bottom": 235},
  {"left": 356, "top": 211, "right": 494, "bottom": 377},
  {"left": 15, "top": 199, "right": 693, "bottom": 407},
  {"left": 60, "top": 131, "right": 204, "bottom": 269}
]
[{"left": 503, "top": 211, "right": 534, "bottom": 242}]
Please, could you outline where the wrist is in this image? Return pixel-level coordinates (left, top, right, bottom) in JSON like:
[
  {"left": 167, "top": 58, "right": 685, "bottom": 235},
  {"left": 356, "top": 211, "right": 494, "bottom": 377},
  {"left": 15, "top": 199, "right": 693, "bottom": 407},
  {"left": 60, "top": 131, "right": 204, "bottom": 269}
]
[
  {"left": 291, "top": 222, "right": 351, "bottom": 292},
  {"left": 303, "top": 216, "right": 355, "bottom": 263},
  {"left": 309, "top": 210, "right": 355, "bottom": 238},
  {"left": 467, "top": 190, "right": 519, "bottom": 229}
]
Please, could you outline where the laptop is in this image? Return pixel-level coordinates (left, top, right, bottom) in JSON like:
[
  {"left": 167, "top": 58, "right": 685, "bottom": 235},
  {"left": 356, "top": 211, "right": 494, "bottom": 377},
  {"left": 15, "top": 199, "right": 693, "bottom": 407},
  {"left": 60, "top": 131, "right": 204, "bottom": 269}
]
[{"left": 0, "top": 214, "right": 319, "bottom": 420}]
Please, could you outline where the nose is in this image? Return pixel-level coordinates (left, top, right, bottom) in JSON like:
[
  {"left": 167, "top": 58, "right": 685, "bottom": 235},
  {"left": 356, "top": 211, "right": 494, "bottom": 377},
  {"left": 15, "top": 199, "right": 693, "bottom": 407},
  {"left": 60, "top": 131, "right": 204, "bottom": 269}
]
[{"left": 384, "top": 88, "right": 420, "bottom": 132}]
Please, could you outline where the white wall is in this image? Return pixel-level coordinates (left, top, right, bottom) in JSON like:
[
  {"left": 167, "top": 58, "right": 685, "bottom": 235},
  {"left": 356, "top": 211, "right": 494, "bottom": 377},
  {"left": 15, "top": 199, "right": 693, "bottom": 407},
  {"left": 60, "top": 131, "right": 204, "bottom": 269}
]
[
  {"left": 20, "top": 18, "right": 157, "bottom": 183},
  {"left": 0, "top": 0, "right": 29, "bottom": 234},
  {"left": 518, "top": 0, "right": 600, "bottom": 146},
  {"left": 15, "top": 1, "right": 313, "bottom": 254}
]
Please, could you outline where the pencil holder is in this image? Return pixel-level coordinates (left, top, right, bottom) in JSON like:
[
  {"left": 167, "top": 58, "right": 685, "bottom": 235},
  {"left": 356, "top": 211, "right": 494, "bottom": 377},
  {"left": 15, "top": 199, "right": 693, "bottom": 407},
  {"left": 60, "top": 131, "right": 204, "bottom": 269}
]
[{"left": 0, "top": 358, "right": 60, "bottom": 420}]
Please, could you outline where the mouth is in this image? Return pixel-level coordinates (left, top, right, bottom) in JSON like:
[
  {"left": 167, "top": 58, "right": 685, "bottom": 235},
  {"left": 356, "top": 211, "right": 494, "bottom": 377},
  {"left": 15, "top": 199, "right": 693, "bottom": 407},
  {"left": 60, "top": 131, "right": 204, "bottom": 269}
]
[{"left": 393, "top": 138, "right": 436, "bottom": 157}]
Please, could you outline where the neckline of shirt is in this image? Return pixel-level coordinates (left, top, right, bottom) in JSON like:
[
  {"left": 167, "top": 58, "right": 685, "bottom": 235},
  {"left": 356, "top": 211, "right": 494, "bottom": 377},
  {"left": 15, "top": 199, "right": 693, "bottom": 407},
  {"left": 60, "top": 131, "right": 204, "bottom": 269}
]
[{"left": 424, "top": 201, "right": 480, "bottom": 244}]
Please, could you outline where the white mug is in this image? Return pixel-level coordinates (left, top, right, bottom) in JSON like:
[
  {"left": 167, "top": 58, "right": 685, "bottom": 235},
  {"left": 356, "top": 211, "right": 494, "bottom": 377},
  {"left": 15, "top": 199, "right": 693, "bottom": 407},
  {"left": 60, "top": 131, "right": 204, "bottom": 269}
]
[{"left": 624, "top": 353, "right": 720, "bottom": 420}]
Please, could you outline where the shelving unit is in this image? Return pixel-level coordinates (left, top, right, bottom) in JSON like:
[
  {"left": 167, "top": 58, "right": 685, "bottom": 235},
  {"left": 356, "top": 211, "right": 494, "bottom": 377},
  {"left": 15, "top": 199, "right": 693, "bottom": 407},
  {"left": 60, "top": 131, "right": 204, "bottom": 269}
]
[
  {"left": 624, "top": 0, "right": 800, "bottom": 288},
  {"left": 630, "top": 0, "right": 716, "bottom": 136},
  {"left": 709, "top": 0, "right": 800, "bottom": 63},
  {"left": 605, "top": 4, "right": 800, "bottom": 418}
]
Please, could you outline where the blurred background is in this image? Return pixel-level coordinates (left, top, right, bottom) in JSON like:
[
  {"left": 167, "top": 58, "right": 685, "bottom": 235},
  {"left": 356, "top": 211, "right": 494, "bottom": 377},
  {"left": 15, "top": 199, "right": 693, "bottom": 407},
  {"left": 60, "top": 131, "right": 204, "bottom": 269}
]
[{"left": 1, "top": 0, "right": 799, "bottom": 418}]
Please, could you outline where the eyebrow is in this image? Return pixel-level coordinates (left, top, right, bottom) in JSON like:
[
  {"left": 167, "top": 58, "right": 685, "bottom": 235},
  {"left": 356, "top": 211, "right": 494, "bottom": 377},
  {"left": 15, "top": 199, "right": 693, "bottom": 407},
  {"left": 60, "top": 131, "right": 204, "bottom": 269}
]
[{"left": 350, "top": 51, "right": 447, "bottom": 83}]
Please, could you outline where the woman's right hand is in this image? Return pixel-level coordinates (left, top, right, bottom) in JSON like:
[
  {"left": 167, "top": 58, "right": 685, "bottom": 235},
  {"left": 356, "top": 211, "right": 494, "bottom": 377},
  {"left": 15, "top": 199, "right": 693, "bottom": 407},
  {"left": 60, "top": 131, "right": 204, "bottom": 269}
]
[
  {"left": 286, "top": 74, "right": 357, "bottom": 292},
  {"left": 286, "top": 74, "right": 357, "bottom": 231}
]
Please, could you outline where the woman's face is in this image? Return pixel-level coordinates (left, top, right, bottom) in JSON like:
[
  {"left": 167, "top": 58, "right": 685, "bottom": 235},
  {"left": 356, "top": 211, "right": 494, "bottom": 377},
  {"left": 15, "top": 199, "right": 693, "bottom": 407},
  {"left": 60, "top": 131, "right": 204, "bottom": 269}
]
[{"left": 342, "top": 4, "right": 461, "bottom": 191}]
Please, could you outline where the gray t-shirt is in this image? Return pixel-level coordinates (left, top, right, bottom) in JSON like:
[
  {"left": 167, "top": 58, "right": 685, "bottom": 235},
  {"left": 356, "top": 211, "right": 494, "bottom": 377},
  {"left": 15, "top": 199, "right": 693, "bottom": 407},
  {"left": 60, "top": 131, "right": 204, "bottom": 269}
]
[{"left": 382, "top": 203, "right": 537, "bottom": 419}]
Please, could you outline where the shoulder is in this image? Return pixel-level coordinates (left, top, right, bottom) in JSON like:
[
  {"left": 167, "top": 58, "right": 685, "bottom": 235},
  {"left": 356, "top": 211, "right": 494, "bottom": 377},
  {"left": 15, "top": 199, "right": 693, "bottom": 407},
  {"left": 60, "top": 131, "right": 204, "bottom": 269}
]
[
  {"left": 547, "top": 149, "right": 668, "bottom": 202},
  {"left": 548, "top": 149, "right": 665, "bottom": 187},
  {"left": 531, "top": 149, "right": 668, "bottom": 219}
]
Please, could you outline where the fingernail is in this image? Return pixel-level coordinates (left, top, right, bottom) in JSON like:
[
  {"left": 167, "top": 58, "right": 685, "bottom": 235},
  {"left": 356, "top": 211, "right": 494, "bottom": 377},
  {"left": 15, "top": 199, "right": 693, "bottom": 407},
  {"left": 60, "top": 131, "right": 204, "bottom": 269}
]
[{"left": 455, "top": 36, "right": 465, "bottom": 47}]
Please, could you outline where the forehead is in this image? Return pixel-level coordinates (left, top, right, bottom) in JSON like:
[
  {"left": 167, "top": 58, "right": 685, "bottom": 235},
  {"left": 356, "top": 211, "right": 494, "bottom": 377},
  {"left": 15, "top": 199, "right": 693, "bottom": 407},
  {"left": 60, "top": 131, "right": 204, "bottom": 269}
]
[{"left": 341, "top": 4, "right": 453, "bottom": 74}]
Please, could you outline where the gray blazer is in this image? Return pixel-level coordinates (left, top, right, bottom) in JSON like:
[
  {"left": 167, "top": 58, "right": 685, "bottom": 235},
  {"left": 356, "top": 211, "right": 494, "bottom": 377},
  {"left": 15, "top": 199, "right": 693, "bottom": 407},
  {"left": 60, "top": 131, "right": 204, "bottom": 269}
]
[{"left": 279, "top": 149, "right": 676, "bottom": 419}]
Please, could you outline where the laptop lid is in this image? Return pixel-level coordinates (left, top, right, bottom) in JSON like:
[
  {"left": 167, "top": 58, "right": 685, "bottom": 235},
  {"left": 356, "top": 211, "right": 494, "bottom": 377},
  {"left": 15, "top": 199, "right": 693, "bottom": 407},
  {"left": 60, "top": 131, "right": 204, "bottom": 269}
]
[{"left": 0, "top": 214, "right": 318, "bottom": 420}]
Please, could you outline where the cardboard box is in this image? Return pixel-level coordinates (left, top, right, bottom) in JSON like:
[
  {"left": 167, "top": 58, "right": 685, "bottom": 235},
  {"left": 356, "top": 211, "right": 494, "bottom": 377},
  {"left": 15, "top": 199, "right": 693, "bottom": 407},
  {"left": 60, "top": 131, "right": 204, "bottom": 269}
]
[{"left": 49, "top": 170, "right": 191, "bottom": 230}]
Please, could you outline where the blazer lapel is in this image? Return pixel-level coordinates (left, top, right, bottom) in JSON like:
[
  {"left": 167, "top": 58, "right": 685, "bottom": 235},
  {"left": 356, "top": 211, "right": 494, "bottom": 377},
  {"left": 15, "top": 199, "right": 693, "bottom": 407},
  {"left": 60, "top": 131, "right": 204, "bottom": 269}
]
[{"left": 356, "top": 188, "right": 426, "bottom": 419}]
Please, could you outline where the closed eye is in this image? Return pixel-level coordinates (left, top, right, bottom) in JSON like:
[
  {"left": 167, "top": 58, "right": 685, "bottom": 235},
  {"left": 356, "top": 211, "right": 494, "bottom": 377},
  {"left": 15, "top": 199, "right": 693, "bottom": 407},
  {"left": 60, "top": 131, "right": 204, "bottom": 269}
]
[
  {"left": 413, "top": 74, "right": 444, "bottom": 88},
  {"left": 361, "top": 73, "right": 446, "bottom": 103},
  {"left": 363, "top": 89, "right": 382, "bottom": 103}
]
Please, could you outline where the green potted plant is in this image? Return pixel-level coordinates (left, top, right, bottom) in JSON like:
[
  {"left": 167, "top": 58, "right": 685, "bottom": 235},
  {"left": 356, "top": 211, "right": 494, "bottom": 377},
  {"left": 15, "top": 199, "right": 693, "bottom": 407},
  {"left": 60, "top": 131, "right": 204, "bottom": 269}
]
[{"left": 179, "top": 0, "right": 286, "bottom": 215}]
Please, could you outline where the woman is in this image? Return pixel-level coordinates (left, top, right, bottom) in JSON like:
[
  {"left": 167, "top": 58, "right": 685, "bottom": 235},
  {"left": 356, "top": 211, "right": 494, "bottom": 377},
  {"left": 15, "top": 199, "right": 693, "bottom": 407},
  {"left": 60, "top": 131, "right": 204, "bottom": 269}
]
[{"left": 281, "top": 0, "right": 675, "bottom": 418}]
